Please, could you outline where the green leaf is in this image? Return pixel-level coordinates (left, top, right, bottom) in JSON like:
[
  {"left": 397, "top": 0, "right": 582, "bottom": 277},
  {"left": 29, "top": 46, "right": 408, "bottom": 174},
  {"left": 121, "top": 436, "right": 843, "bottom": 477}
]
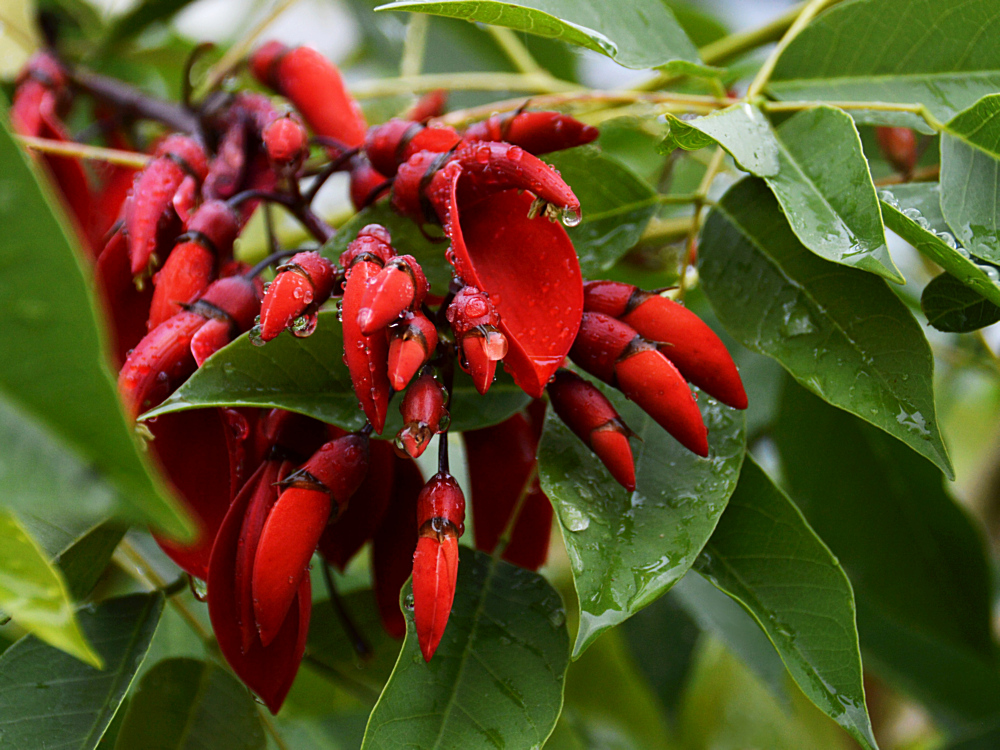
[
  {"left": 664, "top": 106, "right": 900, "bottom": 282},
  {"left": 56, "top": 522, "right": 126, "bottom": 601},
  {"left": 769, "top": 0, "right": 1000, "bottom": 121},
  {"left": 699, "top": 177, "right": 952, "bottom": 478},
  {"left": 114, "top": 657, "right": 265, "bottom": 750},
  {"left": 878, "top": 183, "right": 1000, "bottom": 307},
  {"left": 694, "top": 458, "right": 876, "bottom": 750},
  {"left": 141, "top": 311, "right": 530, "bottom": 433},
  {"left": 544, "top": 146, "right": 659, "bottom": 275},
  {"left": 774, "top": 381, "right": 998, "bottom": 726},
  {"left": 661, "top": 104, "right": 780, "bottom": 177},
  {"left": 0, "top": 509, "right": 100, "bottom": 666},
  {"left": 307, "top": 590, "right": 402, "bottom": 700},
  {"left": 921, "top": 272, "right": 1000, "bottom": 332},
  {"left": 941, "top": 134, "right": 1000, "bottom": 262},
  {"left": 553, "top": 629, "right": 672, "bottom": 749},
  {"left": 0, "top": 592, "right": 163, "bottom": 750},
  {"left": 362, "top": 547, "right": 569, "bottom": 749},
  {"left": 101, "top": 0, "right": 200, "bottom": 48},
  {"left": 0, "top": 119, "right": 191, "bottom": 539},
  {"left": 942, "top": 93, "right": 1000, "bottom": 160},
  {"left": 538, "top": 384, "right": 745, "bottom": 658},
  {"left": 375, "top": 0, "right": 710, "bottom": 73},
  {"left": 323, "top": 201, "right": 453, "bottom": 296},
  {"left": 664, "top": 0, "right": 728, "bottom": 48}
]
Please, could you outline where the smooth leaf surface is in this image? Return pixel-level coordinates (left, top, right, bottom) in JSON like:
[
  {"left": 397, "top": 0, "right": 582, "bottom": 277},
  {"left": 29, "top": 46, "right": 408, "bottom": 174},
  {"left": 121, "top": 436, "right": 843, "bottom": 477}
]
[
  {"left": 114, "top": 657, "right": 265, "bottom": 750},
  {"left": 539, "top": 384, "right": 745, "bottom": 657},
  {"left": 376, "top": 0, "right": 709, "bottom": 72},
  {"left": 0, "top": 592, "right": 163, "bottom": 750},
  {"left": 543, "top": 146, "right": 659, "bottom": 275},
  {"left": 921, "top": 273, "right": 1000, "bottom": 332},
  {"left": 362, "top": 547, "right": 569, "bottom": 749},
  {"left": 56, "top": 522, "right": 127, "bottom": 601},
  {"left": 769, "top": 107, "right": 899, "bottom": 282},
  {"left": 700, "top": 178, "right": 952, "bottom": 477},
  {"left": 769, "top": 0, "right": 1000, "bottom": 121},
  {"left": 0, "top": 509, "right": 100, "bottom": 666},
  {"left": 695, "top": 458, "right": 876, "bottom": 750},
  {"left": 878, "top": 183, "right": 1000, "bottom": 306},
  {"left": 774, "top": 382, "right": 997, "bottom": 718},
  {"left": 142, "top": 311, "right": 530, "bottom": 434},
  {"left": 943, "top": 93, "right": 1000, "bottom": 160},
  {"left": 941, "top": 134, "right": 1000, "bottom": 262},
  {"left": 661, "top": 104, "right": 780, "bottom": 177},
  {"left": 0, "top": 119, "right": 190, "bottom": 538}
]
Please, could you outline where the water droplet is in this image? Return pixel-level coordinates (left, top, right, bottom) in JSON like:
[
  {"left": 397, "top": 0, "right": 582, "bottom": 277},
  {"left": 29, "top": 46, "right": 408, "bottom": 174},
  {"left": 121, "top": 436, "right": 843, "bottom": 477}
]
[
  {"left": 937, "top": 231, "right": 957, "bottom": 249},
  {"left": 291, "top": 313, "right": 318, "bottom": 337},
  {"left": 548, "top": 610, "right": 566, "bottom": 628},
  {"left": 403, "top": 593, "right": 415, "bottom": 611},
  {"left": 902, "top": 207, "right": 922, "bottom": 220},
  {"left": 560, "top": 207, "right": 582, "bottom": 227},
  {"left": 248, "top": 325, "right": 265, "bottom": 347}
]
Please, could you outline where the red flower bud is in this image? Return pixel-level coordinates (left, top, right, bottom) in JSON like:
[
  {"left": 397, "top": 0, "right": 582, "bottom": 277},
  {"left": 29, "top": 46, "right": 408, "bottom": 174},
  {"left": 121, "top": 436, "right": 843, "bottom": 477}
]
[
  {"left": 547, "top": 369, "right": 636, "bottom": 491},
  {"left": 413, "top": 472, "right": 465, "bottom": 661},
  {"left": 395, "top": 370, "right": 449, "bottom": 458},
  {"left": 405, "top": 89, "right": 448, "bottom": 122},
  {"left": 256, "top": 251, "right": 337, "bottom": 342},
  {"left": 357, "top": 255, "right": 429, "bottom": 335},
  {"left": 348, "top": 157, "right": 391, "bottom": 211},
  {"left": 387, "top": 311, "right": 438, "bottom": 391},
  {"left": 263, "top": 115, "right": 309, "bottom": 174},
  {"left": 447, "top": 287, "right": 508, "bottom": 395},
  {"left": 876, "top": 127, "right": 918, "bottom": 175},
  {"left": 365, "top": 119, "right": 460, "bottom": 177},
  {"left": 463, "top": 110, "right": 599, "bottom": 155}
]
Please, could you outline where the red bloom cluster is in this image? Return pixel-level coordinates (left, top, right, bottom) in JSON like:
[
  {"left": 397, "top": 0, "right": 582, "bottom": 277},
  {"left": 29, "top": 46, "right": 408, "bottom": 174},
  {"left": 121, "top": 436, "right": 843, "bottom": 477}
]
[{"left": 11, "top": 41, "right": 746, "bottom": 712}]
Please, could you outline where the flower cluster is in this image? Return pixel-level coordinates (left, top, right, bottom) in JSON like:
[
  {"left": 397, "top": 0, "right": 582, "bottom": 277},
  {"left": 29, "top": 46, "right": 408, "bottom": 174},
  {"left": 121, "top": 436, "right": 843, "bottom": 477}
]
[{"left": 10, "top": 42, "right": 746, "bottom": 713}]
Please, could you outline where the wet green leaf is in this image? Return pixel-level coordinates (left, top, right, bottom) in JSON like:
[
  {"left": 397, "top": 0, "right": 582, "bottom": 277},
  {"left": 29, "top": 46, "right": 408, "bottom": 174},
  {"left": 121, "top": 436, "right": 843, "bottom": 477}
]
[
  {"left": 695, "top": 458, "right": 876, "bottom": 750},
  {"left": 769, "top": 0, "right": 1000, "bottom": 121},
  {"left": 941, "top": 134, "right": 1000, "bottom": 263},
  {"left": 0, "top": 119, "right": 191, "bottom": 539},
  {"left": 0, "top": 509, "right": 100, "bottom": 666},
  {"left": 375, "top": 0, "right": 711, "bottom": 73},
  {"left": 921, "top": 273, "right": 1000, "bottom": 332},
  {"left": 661, "top": 104, "right": 780, "bottom": 177},
  {"left": 544, "top": 146, "right": 659, "bottom": 275},
  {"left": 362, "top": 547, "right": 569, "bottom": 749},
  {"left": 700, "top": 178, "right": 952, "bottom": 478},
  {"left": 114, "top": 657, "right": 265, "bottom": 750},
  {"left": 0, "top": 593, "right": 163, "bottom": 750},
  {"left": 55, "top": 522, "right": 126, "bottom": 601},
  {"left": 664, "top": 0, "right": 728, "bottom": 48},
  {"left": 775, "top": 381, "right": 998, "bottom": 729},
  {"left": 942, "top": 94, "right": 1000, "bottom": 160},
  {"left": 538, "top": 383, "right": 745, "bottom": 658},
  {"left": 879, "top": 183, "right": 1000, "bottom": 306},
  {"left": 141, "top": 311, "right": 530, "bottom": 434}
]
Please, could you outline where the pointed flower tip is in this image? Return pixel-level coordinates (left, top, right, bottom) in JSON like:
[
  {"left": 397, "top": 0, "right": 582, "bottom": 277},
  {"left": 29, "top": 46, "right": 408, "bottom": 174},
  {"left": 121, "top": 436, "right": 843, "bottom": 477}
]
[
  {"left": 412, "top": 535, "right": 458, "bottom": 663},
  {"left": 590, "top": 428, "right": 636, "bottom": 491}
]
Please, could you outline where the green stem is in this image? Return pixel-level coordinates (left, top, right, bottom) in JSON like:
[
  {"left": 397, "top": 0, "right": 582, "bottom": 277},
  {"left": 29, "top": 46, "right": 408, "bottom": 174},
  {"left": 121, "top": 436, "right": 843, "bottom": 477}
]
[
  {"left": 15, "top": 134, "right": 151, "bottom": 167},
  {"left": 679, "top": 147, "right": 726, "bottom": 298},
  {"left": 700, "top": 1, "right": 808, "bottom": 66},
  {"left": 493, "top": 463, "right": 540, "bottom": 560},
  {"left": 399, "top": 13, "right": 430, "bottom": 78},
  {"left": 351, "top": 71, "right": 579, "bottom": 99},
  {"left": 746, "top": 0, "right": 840, "bottom": 99},
  {"left": 639, "top": 216, "right": 696, "bottom": 245},
  {"left": 762, "top": 99, "right": 944, "bottom": 130},
  {"left": 487, "top": 26, "right": 544, "bottom": 75}
]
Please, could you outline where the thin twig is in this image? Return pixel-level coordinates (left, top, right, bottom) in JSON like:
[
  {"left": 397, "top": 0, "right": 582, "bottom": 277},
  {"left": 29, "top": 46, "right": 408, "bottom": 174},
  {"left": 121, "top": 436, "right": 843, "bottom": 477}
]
[
  {"left": 487, "top": 26, "right": 544, "bottom": 75},
  {"left": 69, "top": 68, "right": 201, "bottom": 135},
  {"left": 14, "top": 134, "right": 151, "bottom": 167},
  {"left": 399, "top": 13, "right": 430, "bottom": 78},
  {"left": 351, "top": 72, "right": 580, "bottom": 100}
]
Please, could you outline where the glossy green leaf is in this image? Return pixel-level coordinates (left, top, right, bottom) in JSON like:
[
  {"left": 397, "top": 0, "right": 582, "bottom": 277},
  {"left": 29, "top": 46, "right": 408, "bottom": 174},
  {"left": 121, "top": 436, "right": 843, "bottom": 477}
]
[
  {"left": 114, "top": 657, "right": 265, "bottom": 750},
  {"left": 878, "top": 183, "right": 1000, "bottom": 307},
  {"left": 552, "top": 629, "right": 672, "bottom": 749},
  {"left": 661, "top": 104, "right": 780, "bottom": 177},
  {"left": 323, "top": 201, "right": 453, "bottom": 296},
  {"left": 55, "top": 522, "right": 126, "bottom": 601},
  {"left": 538, "top": 384, "right": 745, "bottom": 657},
  {"left": 921, "top": 273, "right": 1000, "bottom": 332},
  {"left": 141, "top": 311, "right": 530, "bottom": 434},
  {"left": 596, "top": 117, "right": 669, "bottom": 187},
  {"left": 677, "top": 639, "right": 856, "bottom": 750},
  {"left": 943, "top": 94, "right": 1000, "bottom": 160},
  {"left": 0, "top": 509, "right": 99, "bottom": 666},
  {"left": 0, "top": 119, "right": 190, "bottom": 539},
  {"left": 307, "top": 590, "right": 402, "bottom": 701},
  {"left": 0, "top": 592, "right": 163, "bottom": 750},
  {"left": 769, "top": 0, "right": 1000, "bottom": 121},
  {"left": 694, "top": 458, "right": 876, "bottom": 750},
  {"left": 941, "top": 134, "right": 1000, "bottom": 263},
  {"left": 774, "top": 382, "right": 998, "bottom": 725},
  {"left": 664, "top": 0, "right": 728, "bottom": 48},
  {"left": 665, "top": 106, "right": 900, "bottom": 282},
  {"left": 362, "top": 547, "right": 569, "bottom": 749},
  {"left": 544, "top": 146, "right": 659, "bottom": 275},
  {"left": 375, "top": 0, "right": 710, "bottom": 73},
  {"left": 699, "top": 177, "right": 952, "bottom": 478},
  {"left": 673, "top": 573, "right": 789, "bottom": 701}
]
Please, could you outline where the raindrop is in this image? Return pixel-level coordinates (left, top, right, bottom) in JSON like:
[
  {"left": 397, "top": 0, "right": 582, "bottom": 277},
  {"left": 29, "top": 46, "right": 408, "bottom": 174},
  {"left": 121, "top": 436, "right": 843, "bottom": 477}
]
[
  {"left": 291, "top": 313, "right": 318, "bottom": 338},
  {"left": 560, "top": 207, "right": 582, "bottom": 227},
  {"left": 248, "top": 325, "right": 265, "bottom": 347}
]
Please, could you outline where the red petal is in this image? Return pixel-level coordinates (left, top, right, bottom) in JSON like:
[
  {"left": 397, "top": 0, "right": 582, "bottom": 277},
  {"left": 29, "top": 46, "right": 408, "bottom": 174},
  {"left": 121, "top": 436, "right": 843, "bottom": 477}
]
[
  {"left": 341, "top": 263, "right": 391, "bottom": 432},
  {"left": 412, "top": 535, "right": 459, "bottom": 661},
  {"left": 253, "top": 487, "right": 330, "bottom": 646},
  {"left": 148, "top": 241, "right": 215, "bottom": 330},
  {"left": 590, "top": 429, "right": 636, "bottom": 492},
  {"left": 208, "top": 465, "right": 309, "bottom": 714},
  {"left": 446, "top": 188, "right": 582, "bottom": 397},
  {"left": 95, "top": 229, "right": 154, "bottom": 368}
]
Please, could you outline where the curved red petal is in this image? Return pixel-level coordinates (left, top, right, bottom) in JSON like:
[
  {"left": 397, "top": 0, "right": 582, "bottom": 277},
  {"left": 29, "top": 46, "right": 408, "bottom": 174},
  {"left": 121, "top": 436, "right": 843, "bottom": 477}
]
[
  {"left": 341, "top": 263, "right": 390, "bottom": 432},
  {"left": 412, "top": 535, "right": 459, "bottom": 662},
  {"left": 259, "top": 271, "right": 314, "bottom": 342},
  {"left": 447, "top": 188, "right": 582, "bottom": 397},
  {"left": 148, "top": 242, "right": 215, "bottom": 331},
  {"left": 253, "top": 487, "right": 331, "bottom": 646},
  {"left": 190, "top": 317, "right": 233, "bottom": 367}
]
